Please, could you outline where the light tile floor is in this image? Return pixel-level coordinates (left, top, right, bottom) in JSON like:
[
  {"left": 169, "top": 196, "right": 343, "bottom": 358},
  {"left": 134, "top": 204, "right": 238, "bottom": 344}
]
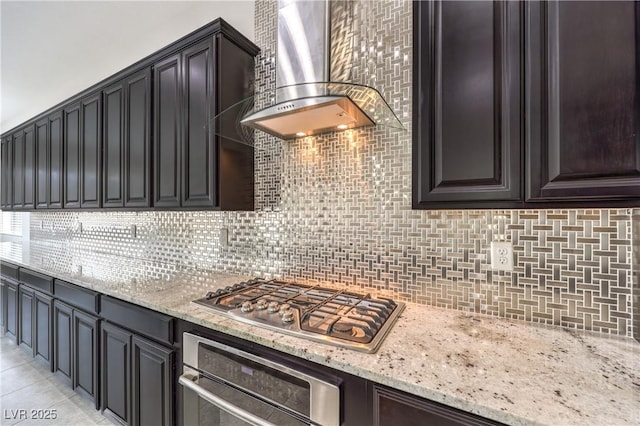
[{"left": 0, "top": 336, "right": 113, "bottom": 426}]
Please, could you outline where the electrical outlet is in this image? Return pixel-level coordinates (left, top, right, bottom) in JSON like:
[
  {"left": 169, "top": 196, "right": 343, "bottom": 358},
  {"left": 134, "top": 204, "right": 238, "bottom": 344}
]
[
  {"left": 220, "top": 228, "right": 229, "bottom": 247},
  {"left": 491, "top": 241, "right": 514, "bottom": 271}
]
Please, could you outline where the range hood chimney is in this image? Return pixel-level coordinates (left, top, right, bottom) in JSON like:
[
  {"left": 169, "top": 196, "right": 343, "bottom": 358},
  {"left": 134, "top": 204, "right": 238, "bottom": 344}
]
[{"left": 239, "top": 0, "right": 403, "bottom": 140}]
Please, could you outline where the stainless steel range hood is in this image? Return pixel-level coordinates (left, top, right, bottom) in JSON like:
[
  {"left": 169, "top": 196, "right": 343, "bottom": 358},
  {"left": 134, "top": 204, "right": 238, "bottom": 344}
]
[{"left": 237, "top": 0, "right": 403, "bottom": 140}]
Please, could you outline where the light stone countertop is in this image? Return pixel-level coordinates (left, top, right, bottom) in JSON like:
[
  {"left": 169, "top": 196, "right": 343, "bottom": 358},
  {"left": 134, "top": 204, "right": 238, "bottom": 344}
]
[{"left": 1, "top": 241, "right": 639, "bottom": 426}]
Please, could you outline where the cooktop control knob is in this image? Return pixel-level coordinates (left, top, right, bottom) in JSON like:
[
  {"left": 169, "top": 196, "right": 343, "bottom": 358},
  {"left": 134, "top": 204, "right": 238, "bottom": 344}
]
[
  {"left": 281, "top": 309, "right": 295, "bottom": 323},
  {"left": 256, "top": 298, "right": 268, "bottom": 310},
  {"left": 241, "top": 301, "right": 254, "bottom": 313},
  {"left": 279, "top": 303, "right": 291, "bottom": 315},
  {"left": 267, "top": 302, "right": 279, "bottom": 313}
]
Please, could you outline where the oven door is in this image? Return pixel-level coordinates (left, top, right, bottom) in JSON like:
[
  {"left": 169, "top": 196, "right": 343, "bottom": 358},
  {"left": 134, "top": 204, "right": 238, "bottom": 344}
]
[{"left": 180, "top": 333, "right": 340, "bottom": 426}]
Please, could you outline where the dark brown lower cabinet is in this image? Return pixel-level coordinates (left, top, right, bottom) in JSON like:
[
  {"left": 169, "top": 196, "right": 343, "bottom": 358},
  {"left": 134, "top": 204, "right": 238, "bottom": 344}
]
[
  {"left": 131, "top": 335, "right": 174, "bottom": 426},
  {"left": 18, "top": 285, "right": 34, "bottom": 353},
  {"left": 33, "top": 291, "right": 53, "bottom": 370},
  {"left": 101, "top": 321, "right": 174, "bottom": 426},
  {"left": 74, "top": 310, "right": 100, "bottom": 406},
  {"left": 15, "top": 285, "right": 53, "bottom": 370},
  {"left": 53, "top": 300, "right": 100, "bottom": 406},
  {"left": 4, "top": 280, "right": 19, "bottom": 343},
  {"left": 101, "top": 322, "right": 131, "bottom": 425},
  {"left": 0, "top": 278, "right": 18, "bottom": 338},
  {"left": 372, "top": 385, "right": 499, "bottom": 426},
  {"left": 53, "top": 301, "right": 73, "bottom": 385}
]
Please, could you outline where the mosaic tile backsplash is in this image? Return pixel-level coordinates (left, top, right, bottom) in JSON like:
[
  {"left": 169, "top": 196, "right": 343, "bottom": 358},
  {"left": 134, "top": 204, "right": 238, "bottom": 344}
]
[{"left": 23, "top": 0, "right": 638, "bottom": 338}]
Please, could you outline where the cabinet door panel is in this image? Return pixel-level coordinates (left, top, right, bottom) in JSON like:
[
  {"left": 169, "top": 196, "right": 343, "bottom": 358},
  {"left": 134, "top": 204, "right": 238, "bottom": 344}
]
[
  {"left": 132, "top": 335, "right": 174, "bottom": 426},
  {"left": 1, "top": 139, "right": 12, "bottom": 209},
  {"left": 34, "top": 292, "right": 53, "bottom": 370},
  {"left": 53, "top": 301, "right": 73, "bottom": 384},
  {"left": 74, "top": 310, "right": 99, "bottom": 407},
  {"left": 413, "top": 1, "right": 522, "bottom": 207},
  {"left": 101, "top": 322, "right": 131, "bottom": 425},
  {"left": 125, "top": 69, "right": 151, "bottom": 207},
  {"left": 81, "top": 94, "right": 102, "bottom": 208},
  {"left": 35, "top": 119, "right": 49, "bottom": 208},
  {"left": 12, "top": 131, "right": 24, "bottom": 209},
  {"left": 18, "top": 286, "right": 34, "bottom": 354},
  {"left": 154, "top": 54, "right": 181, "bottom": 207},
  {"left": 49, "top": 111, "right": 64, "bottom": 208},
  {"left": 182, "top": 39, "right": 215, "bottom": 207},
  {"left": 23, "top": 125, "right": 36, "bottom": 209},
  {"left": 64, "top": 103, "right": 81, "bottom": 208},
  {"left": 527, "top": 1, "right": 640, "bottom": 201},
  {"left": 0, "top": 280, "right": 4, "bottom": 333},
  {"left": 103, "top": 82, "right": 125, "bottom": 207},
  {"left": 5, "top": 282, "right": 18, "bottom": 342}
]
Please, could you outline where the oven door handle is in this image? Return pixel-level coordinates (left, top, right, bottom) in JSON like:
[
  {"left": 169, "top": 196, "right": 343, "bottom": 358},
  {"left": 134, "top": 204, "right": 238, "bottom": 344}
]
[{"left": 179, "top": 373, "right": 277, "bottom": 426}]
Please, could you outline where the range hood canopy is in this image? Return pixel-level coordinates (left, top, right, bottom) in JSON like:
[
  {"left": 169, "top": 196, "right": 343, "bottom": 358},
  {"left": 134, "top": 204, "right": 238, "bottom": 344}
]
[{"left": 213, "top": 0, "right": 404, "bottom": 143}]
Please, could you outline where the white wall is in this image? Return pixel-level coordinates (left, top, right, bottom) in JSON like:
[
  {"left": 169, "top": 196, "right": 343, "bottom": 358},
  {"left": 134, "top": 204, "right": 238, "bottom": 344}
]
[{"left": 0, "top": 0, "right": 255, "bottom": 133}]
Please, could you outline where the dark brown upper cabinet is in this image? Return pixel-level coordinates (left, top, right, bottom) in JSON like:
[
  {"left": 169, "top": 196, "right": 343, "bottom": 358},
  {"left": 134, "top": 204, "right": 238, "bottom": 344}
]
[
  {"left": 414, "top": 0, "right": 640, "bottom": 209},
  {"left": 35, "top": 112, "right": 64, "bottom": 209},
  {"left": 154, "top": 34, "right": 255, "bottom": 210},
  {"left": 35, "top": 118, "right": 49, "bottom": 209},
  {"left": 413, "top": 0, "right": 523, "bottom": 209},
  {"left": 1, "top": 137, "right": 13, "bottom": 209},
  {"left": 12, "top": 129, "right": 25, "bottom": 209},
  {"left": 153, "top": 53, "right": 181, "bottom": 208},
  {"left": 80, "top": 93, "right": 102, "bottom": 208},
  {"left": 103, "top": 68, "right": 151, "bottom": 208},
  {"left": 526, "top": 0, "right": 640, "bottom": 203},
  {"left": 64, "top": 102, "right": 81, "bottom": 208},
  {"left": 23, "top": 125, "right": 36, "bottom": 209},
  {"left": 1, "top": 19, "right": 258, "bottom": 212},
  {"left": 154, "top": 39, "right": 217, "bottom": 208},
  {"left": 49, "top": 111, "right": 64, "bottom": 209},
  {"left": 63, "top": 93, "right": 102, "bottom": 209},
  {"left": 103, "top": 81, "right": 125, "bottom": 207},
  {"left": 181, "top": 39, "right": 216, "bottom": 208}
]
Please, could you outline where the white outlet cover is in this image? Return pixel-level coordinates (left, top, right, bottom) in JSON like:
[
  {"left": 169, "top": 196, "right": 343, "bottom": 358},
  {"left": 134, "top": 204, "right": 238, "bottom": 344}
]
[{"left": 491, "top": 241, "right": 514, "bottom": 271}]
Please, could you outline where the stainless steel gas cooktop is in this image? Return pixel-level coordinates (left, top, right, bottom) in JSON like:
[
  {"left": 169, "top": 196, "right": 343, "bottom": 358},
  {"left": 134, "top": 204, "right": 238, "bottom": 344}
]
[{"left": 193, "top": 278, "right": 404, "bottom": 353}]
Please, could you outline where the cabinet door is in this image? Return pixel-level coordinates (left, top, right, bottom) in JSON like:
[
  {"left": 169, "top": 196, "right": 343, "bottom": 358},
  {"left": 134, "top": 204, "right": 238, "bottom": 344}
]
[
  {"left": 35, "top": 119, "right": 49, "bottom": 209},
  {"left": 74, "top": 310, "right": 100, "bottom": 408},
  {"left": 12, "top": 130, "right": 24, "bottom": 209},
  {"left": 131, "top": 335, "right": 174, "bottom": 426},
  {"left": 64, "top": 102, "right": 81, "bottom": 208},
  {"left": 0, "top": 280, "right": 4, "bottom": 333},
  {"left": 53, "top": 300, "right": 73, "bottom": 385},
  {"left": 0, "top": 138, "right": 12, "bottom": 209},
  {"left": 103, "top": 81, "right": 125, "bottom": 208},
  {"left": 34, "top": 292, "right": 53, "bottom": 370},
  {"left": 5, "top": 281, "right": 19, "bottom": 342},
  {"left": 49, "top": 111, "right": 64, "bottom": 209},
  {"left": 81, "top": 93, "right": 102, "bottom": 208},
  {"left": 23, "top": 125, "right": 36, "bottom": 209},
  {"left": 182, "top": 39, "right": 216, "bottom": 208},
  {"left": 154, "top": 54, "right": 182, "bottom": 207},
  {"left": 372, "top": 385, "right": 496, "bottom": 426},
  {"left": 413, "top": 1, "right": 522, "bottom": 208},
  {"left": 527, "top": 1, "right": 640, "bottom": 202},
  {"left": 125, "top": 68, "right": 151, "bottom": 207},
  {"left": 18, "top": 285, "right": 34, "bottom": 354},
  {"left": 101, "top": 321, "right": 132, "bottom": 426}
]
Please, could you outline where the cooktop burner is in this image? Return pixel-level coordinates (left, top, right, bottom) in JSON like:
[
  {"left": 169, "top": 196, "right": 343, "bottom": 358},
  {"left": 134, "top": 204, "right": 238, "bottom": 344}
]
[{"left": 193, "top": 278, "right": 405, "bottom": 353}]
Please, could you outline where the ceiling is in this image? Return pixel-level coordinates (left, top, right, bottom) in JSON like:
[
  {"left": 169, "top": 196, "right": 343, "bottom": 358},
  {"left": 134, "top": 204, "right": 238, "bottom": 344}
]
[{"left": 0, "top": 0, "right": 256, "bottom": 133}]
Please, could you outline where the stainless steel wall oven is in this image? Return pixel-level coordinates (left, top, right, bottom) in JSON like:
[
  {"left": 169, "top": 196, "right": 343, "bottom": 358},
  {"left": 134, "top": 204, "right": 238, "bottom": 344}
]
[{"left": 180, "top": 332, "right": 341, "bottom": 426}]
